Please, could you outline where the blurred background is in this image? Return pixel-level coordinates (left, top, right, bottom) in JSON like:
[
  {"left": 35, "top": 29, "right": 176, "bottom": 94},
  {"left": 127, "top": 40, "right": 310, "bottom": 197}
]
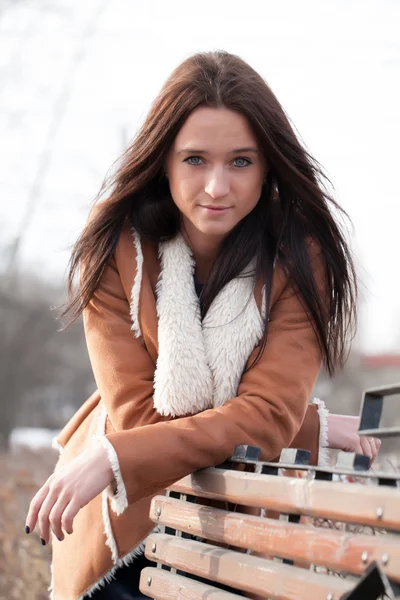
[{"left": 0, "top": 0, "right": 399, "bottom": 597}]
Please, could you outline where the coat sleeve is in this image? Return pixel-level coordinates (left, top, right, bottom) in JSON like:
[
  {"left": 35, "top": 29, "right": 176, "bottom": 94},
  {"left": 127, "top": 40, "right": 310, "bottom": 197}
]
[
  {"left": 100, "top": 245, "right": 328, "bottom": 511},
  {"left": 82, "top": 232, "right": 169, "bottom": 432}
]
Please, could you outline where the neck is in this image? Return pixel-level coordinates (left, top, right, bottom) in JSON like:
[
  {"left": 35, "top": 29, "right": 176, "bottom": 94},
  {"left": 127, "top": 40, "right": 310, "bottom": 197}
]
[{"left": 181, "top": 220, "right": 224, "bottom": 283}]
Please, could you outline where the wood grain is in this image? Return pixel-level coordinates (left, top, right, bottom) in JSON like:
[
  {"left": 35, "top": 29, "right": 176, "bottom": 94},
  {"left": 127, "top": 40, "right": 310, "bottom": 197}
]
[
  {"left": 150, "top": 495, "right": 400, "bottom": 582},
  {"left": 139, "top": 567, "right": 243, "bottom": 599},
  {"left": 169, "top": 468, "right": 400, "bottom": 530},
  {"left": 144, "top": 533, "right": 352, "bottom": 600}
]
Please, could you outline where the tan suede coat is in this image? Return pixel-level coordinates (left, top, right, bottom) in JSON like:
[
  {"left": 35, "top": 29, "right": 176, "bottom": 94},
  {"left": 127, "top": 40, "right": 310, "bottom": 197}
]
[{"left": 51, "top": 220, "right": 326, "bottom": 600}]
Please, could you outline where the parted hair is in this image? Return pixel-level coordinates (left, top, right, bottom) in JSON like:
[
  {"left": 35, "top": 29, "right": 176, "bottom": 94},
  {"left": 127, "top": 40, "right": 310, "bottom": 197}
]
[{"left": 64, "top": 50, "right": 357, "bottom": 376}]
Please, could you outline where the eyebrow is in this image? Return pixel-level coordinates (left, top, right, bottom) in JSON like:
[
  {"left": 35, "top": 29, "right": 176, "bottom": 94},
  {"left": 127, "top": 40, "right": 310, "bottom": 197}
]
[{"left": 176, "top": 147, "right": 260, "bottom": 155}]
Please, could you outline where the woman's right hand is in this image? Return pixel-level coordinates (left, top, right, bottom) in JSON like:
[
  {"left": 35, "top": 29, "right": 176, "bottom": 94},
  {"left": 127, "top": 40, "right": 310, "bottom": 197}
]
[
  {"left": 25, "top": 439, "right": 114, "bottom": 544},
  {"left": 326, "top": 413, "right": 381, "bottom": 465}
]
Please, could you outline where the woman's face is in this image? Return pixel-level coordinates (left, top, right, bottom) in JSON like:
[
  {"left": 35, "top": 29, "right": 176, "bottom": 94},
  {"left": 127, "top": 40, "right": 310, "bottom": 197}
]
[{"left": 165, "top": 107, "right": 266, "bottom": 241}]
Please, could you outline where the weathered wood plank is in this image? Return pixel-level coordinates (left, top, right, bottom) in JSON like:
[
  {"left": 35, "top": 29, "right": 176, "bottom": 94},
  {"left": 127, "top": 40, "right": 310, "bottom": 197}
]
[
  {"left": 150, "top": 495, "right": 400, "bottom": 582},
  {"left": 169, "top": 468, "right": 400, "bottom": 530},
  {"left": 144, "top": 533, "right": 352, "bottom": 600},
  {"left": 139, "top": 567, "right": 243, "bottom": 599}
]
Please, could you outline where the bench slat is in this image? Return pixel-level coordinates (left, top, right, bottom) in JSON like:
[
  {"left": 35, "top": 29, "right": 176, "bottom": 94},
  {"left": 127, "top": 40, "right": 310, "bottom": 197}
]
[
  {"left": 145, "top": 533, "right": 352, "bottom": 600},
  {"left": 139, "top": 567, "right": 243, "bottom": 599},
  {"left": 170, "top": 468, "right": 400, "bottom": 530},
  {"left": 150, "top": 495, "right": 400, "bottom": 582}
]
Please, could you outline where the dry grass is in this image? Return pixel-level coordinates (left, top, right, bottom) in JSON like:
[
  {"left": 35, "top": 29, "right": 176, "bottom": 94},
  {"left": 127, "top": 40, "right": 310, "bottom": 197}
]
[{"left": 0, "top": 448, "right": 57, "bottom": 600}]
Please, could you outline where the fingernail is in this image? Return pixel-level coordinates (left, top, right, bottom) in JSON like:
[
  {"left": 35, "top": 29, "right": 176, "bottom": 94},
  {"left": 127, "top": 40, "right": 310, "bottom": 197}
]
[
  {"left": 67, "top": 530, "right": 73, "bottom": 535},
  {"left": 25, "top": 526, "right": 30, "bottom": 534},
  {"left": 40, "top": 538, "right": 46, "bottom": 546},
  {"left": 57, "top": 537, "right": 63, "bottom": 542}
]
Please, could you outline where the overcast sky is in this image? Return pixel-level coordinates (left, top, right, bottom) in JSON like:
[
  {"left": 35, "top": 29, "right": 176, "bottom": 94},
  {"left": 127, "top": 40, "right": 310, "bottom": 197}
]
[{"left": 0, "top": 0, "right": 399, "bottom": 353}]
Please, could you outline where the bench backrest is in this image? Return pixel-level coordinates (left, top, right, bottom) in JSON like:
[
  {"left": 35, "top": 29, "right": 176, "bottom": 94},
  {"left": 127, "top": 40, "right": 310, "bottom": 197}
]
[{"left": 140, "top": 383, "right": 400, "bottom": 600}]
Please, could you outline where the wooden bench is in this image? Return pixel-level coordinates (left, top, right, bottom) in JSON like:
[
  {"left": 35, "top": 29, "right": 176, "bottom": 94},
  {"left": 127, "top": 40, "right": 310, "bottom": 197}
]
[{"left": 139, "top": 383, "right": 400, "bottom": 600}]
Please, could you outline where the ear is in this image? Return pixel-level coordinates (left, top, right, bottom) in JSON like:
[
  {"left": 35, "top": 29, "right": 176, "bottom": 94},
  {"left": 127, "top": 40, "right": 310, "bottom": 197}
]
[
  {"left": 263, "top": 167, "right": 271, "bottom": 183},
  {"left": 163, "top": 159, "right": 169, "bottom": 179}
]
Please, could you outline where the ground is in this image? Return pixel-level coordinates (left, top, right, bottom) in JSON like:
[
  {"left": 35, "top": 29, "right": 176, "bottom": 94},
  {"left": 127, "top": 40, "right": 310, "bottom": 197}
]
[{"left": 0, "top": 449, "right": 57, "bottom": 600}]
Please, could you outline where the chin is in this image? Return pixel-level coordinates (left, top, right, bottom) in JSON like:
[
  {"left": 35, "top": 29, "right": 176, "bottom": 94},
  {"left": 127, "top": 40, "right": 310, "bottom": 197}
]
[{"left": 197, "top": 223, "right": 235, "bottom": 237}]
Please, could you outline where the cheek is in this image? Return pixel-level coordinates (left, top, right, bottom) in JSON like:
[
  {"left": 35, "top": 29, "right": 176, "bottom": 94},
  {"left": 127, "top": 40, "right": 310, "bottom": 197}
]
[
  {"left": 169, "top": 175, "right": 199, "bottom": 211},
  {"left": 236, "top": 178, "right": 263, "bottom": 213}
]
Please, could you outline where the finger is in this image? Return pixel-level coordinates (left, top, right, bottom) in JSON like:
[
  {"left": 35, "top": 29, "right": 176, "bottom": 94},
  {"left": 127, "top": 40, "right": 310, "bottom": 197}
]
[
  {"left": 38, "top": 489, "right": 61, "bottom": 545},
  {"left": 372, "top": 438, "right": 382, "bottom": 450},
  {"left": 359, "top": 436, "right": 373, "bottom": 460},
  {"left": 351, "top": 437, "right": 363, "bottom": 456},
  {"left": 49, "top": 496, "right": 71, "bottom": 541},
  {"left": 61, "top": 499, "right": 81, "bottom": 536},
  {"left": 26, "top": 483, "right": 51, "bottom": 535},
  {"left": 369, "top": 438, "right": 382, "bottom": 464},
  {"left": 366, "top": 441, "right": 375, "bottom": 464}
]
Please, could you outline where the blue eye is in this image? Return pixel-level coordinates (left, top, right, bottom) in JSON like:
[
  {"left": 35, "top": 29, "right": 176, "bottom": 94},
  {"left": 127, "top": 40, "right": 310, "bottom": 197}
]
[
  {"left": 184, "top": 156, "right": 203, "bottom": 166},
  {"left": 183, "top": 156, "right": 251, "bottom": 167},
  {"left": 234, "top": 157, "right": 251, "bottom": 168}
]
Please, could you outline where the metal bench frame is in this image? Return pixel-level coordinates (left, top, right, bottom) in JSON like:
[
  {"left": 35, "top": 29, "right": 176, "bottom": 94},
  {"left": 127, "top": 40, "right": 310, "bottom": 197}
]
[{"left": 139, "top": 383, "right": 400, "bottom": 600}]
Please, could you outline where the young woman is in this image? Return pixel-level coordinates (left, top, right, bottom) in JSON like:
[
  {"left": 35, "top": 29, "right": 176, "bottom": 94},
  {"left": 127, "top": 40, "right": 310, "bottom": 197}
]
[{"left": 25, "top": 51, "right": 380, "bottom": 600}]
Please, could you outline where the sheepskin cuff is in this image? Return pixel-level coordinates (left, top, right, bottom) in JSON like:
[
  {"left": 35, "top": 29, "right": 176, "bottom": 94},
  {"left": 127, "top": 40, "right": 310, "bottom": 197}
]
[
  {"left": 93, "top": 435, "right": 128, "bottom": 515},
  {"left": 311, "top": 397, "right": 330, "bottom": 467},
  {"left": 51, "top": 436, "right": 64, "bottom": 453}
]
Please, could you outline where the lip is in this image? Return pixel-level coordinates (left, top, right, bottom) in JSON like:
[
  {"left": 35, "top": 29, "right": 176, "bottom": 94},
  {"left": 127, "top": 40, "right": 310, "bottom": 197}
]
[{"left": 201, "top": 205, "right": 230, "bottom": 212}]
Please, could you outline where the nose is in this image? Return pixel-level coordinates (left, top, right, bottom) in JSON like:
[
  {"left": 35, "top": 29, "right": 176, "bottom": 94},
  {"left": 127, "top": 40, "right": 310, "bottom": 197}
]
[{"left": 204, "top": 168, "right": 230, "bottom": 199}]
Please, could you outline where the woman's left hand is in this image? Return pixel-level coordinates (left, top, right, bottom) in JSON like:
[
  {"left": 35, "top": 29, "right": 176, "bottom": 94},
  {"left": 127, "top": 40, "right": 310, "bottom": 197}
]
[
  {"left": 25, "top": 440, "right": 113, "bottom": 544},
  {"left": 326, "top": 413, "right": 381, "bottom": 465}
]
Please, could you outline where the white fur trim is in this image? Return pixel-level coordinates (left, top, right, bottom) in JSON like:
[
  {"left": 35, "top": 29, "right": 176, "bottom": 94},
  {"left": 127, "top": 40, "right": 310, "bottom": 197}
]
[
  {"left": 76, "top": 526, "right": 160, "bottom": 600},
  {"left": 130, "top": 228, "right": 143, "bottom": 338},
  {"left": 48, "top": 562, "right": 54, "bottom": 599},
  {"left": 261, "top": 284, "right": 267, "bottom": 322},
  {"left": 311, "top": 397, "right": 330, "bottom": 467},
  {"left": 93, "top": 403, "right": 121, "bottom": 566},
  {"left": 95, "top": 435, "right": 128, "bottom": 516},
  {"left": 153, "top": 233, "right": 263, "bottom": 416},
  {"left": 101, "top": 489, "right": 118, "bottom": 563},
  {"left": 203, "top": 265, "right": 263, "bottom": 408},
  {"left": 51, "top": 436, "right": 63, "bottom": 453},
  {"left": 154, "top": 234, "right": 214, "bottom": 416}
]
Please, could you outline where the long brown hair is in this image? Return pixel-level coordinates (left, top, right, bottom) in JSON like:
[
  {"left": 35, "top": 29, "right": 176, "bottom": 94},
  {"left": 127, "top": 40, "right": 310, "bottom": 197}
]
[{"left": 64, "top": 50, "right": 357, "bottom": 376}]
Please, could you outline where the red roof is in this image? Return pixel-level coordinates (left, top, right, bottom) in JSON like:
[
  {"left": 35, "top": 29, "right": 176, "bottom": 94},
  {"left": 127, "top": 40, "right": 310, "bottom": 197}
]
[{"left": 360, "top": 354, "right": 400, "bottom": 368}]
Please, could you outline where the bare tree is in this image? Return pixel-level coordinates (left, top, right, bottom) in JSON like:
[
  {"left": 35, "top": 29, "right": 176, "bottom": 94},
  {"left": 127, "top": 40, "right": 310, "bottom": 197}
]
[
  {"left": 5, "top": 0, "right": 111, "bottom": 274},
  {"left": 0, "top": 273, "right": 93, "bottom": 450}
]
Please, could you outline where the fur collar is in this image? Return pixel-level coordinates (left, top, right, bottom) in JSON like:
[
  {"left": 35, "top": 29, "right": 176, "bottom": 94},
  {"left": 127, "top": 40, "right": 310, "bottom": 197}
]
[{"left": 132, "top": 232, "right": 265, "bottom": 417}]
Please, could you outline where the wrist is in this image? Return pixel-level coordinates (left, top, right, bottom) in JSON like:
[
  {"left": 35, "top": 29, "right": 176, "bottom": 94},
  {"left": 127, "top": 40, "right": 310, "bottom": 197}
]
[
  {"left": 326, "top": 414, "right": 359, "bottom": 450},
  {"left": 90, "top": 438, "right": 114, "bottom": 484},
  {"left": 92, "top": 435, "right": 129, "bottom": 515}
]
